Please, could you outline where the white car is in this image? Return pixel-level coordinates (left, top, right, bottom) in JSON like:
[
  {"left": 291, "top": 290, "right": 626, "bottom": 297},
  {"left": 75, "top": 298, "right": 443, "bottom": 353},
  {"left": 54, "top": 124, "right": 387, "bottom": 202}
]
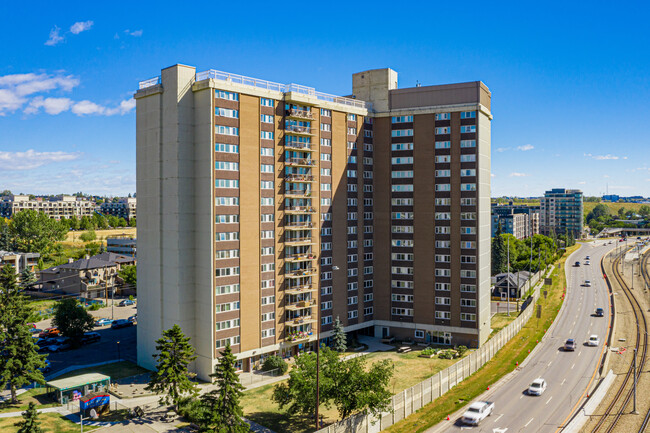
[
  {"left": 528, "top": 378, "right": 547, "bottom": 396},
  {"left": 462, "top": 401, "right": 494, "bottom": 426},
  {"left": 585, "top": 260, "right": 590, "bottom": 265},
  {"left": 584, "top": 280, "right": 591, "bottom": 287},
  {"left": 588, "top": 335, "right": 599, "bottom": 346}
]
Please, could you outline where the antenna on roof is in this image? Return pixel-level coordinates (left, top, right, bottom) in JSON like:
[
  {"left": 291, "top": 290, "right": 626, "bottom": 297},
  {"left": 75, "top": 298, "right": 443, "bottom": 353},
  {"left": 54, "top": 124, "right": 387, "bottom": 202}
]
[{"left": 416, "top": 80, "right": 421, "bottom": 87}]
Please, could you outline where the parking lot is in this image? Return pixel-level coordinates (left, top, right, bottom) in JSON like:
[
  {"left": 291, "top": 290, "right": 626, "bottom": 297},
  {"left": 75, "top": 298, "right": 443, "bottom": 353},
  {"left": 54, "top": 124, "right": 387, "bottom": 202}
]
[{"left": 34, "top": 300, "right": 138, "bottom": 375}]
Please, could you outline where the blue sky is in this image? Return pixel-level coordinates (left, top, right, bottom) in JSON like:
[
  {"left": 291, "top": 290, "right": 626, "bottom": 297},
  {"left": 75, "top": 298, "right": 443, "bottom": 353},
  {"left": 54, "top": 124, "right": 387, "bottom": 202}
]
[{"left": 1, "top": 0, "right": 649, "bottom": 197}]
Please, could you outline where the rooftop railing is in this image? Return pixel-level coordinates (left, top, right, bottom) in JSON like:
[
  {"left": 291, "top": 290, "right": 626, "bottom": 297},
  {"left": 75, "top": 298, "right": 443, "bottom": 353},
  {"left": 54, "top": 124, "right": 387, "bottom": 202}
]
[
  {"left": 139, "top": 76, "right": 161, "bottom": 89},
  {"left": 195, "top": 69, "right": 368, "bottom": 109}
]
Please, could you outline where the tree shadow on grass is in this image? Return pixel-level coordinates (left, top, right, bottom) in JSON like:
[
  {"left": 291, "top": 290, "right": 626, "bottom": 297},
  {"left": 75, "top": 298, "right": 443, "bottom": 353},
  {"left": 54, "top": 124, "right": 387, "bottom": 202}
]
[{"left": 247, "top": 411, "right": 317, "bottom": 433}]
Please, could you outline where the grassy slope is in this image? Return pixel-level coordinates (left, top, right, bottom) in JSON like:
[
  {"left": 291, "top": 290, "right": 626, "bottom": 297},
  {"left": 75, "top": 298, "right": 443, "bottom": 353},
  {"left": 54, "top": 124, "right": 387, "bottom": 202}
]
[
  {"left": 583, "top": 201, "right": 644, "bottom": 218},
  {"left": 0, "top": 413, "right": 98, "bottom": 432}
]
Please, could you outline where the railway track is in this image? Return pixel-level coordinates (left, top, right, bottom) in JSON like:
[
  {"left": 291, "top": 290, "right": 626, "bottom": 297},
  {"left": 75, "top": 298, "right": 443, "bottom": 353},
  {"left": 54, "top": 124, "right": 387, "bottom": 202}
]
[
  {"left": 589, "top": 248, "right": 648, "bottom": 433},
  {"left": 638, "top": 250, "right": 650, "bottom": 433}
]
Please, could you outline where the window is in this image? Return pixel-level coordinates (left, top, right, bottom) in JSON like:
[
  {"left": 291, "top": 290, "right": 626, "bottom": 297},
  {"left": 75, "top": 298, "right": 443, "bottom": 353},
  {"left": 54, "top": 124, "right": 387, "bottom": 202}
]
[
  {"left": 435, "top": 269, "right": 451, "bottom": 277},
  {"left": 321, "top": 123, "right": 331, "bottom": 132},
  {"left": 215, "top": 161, "right": 239, "bottom": 171},
  {"left": 261, "top": 131, "right": 274, "bottom": 140},
  {"left": 260, "top": 98, "right": 274, "bottom": 107},
  {"left": 435, "top": 113, "right": 450, "bottom": 120},
  {"left": 435, "top": 297, "right": 450, "bottom": 305},
  {"left": 348, "top": 155, "right": 357, "bottom": 164},
  {"left": 215, "top": 143, "right": 239, "bottom": 153},
  {"left": 321, "top": 315, "right": 333, "bottom": 325},
  {"left": 261, "top": 295, "right": 275, "bottom": 305},
  {"left": 392, "top": 212, "right": 414, "bottom": 220},
  {"left": 364, "top": 266, "right": 373, "bottom": 275},
  {"left": 216, "top": 283, "right": 240, "bottom": 294},
  {"left": 391, "top": 115, "right": 413, "bottom": 123},
  {"left": 261, "top": 164, "right": 273, "bottom": 173},
  {"left": 364, "top": 252, "right": 373, "bottom": 261},
  {"left": 321, "top": 286, "right": 332, "bottom": 295},
  {"left": 435, "top": 170, "right": 450, "bottom": 177},
  {"left": 461, "top": 198, "right": 476, "bottom": 206},
  {"left": 436, "top": 283, "right": 450, "bottom": 291},
  {"left": 364, "top": 130, "right": 373, "bottom": 138},
  {"left": 435, "top": 212, "right": 451, "bottom": 220},
  {"left": 348, "top": 127, "right": 357, "bottom": 135},
  {"left": 391, "top": 184, "right": 413, "bottom": 192},
  {"left": 260, "top": 197, "right": 274, "bottom": 206},
  {"left": 392, "top": 198, "right": 413, "bottom": 206},
  {"left": 364, "top": 198, "right": 373, "bottom": 206},
  {"left": 391, "top": 266, "right": 413, "bottom": 275},
  {"left": 321, "top": 213, "right": 331, "bottom": 221},
  {"left": 347, "top": 282, "right": 358, "bottom": 291},
  {"left": 216, "top": 214, "right": 239, "bottom": 224},
  {"left": 215, "top": 90, "right": 238, "bottom": 100},
  {"left": 461, "top": 111, "right": 476, "bottom": 119},
  {"left": 364, "top": 143, "right": 373, "bottom": 151},
  {"left": 260, "top": 114, "right": 274, "bottom": 123},
  {"left": 435, "top": 127, "right": 450, "bottom": 134},
  {"left": 363, "top": 293, "right": 374, "bottom": 302},
  {"left": 216, "top": 196, "right": 239, "bottom": 207},
  {"left": 216, "top": 107, "right": 239, "bottom": 118},
  {"left": 347, "top": 296, "right": 358, "bottom": 305},
  {"left": 415, "top": 330, "right": 425, "bottom": 339},
  {"left": 215, "top": 301, "right": 240, "bottom": 312},
  {"left": 461, "top": 183, "right": 477, "bottom": 191},
  {"left": 321, "top": 198, "right": 331, "bottom": 206},
  {"left": 363, "top": 184, "right": 373, "bottom": 192},
  {"left": 215, "top": 318, "right": 240, "bottom": 331},
  {"left": 347, "top": 170, "right": 357, "bottom": 178},
  {"left": 321, "top": 153, "right": 331, "bottom": 161},
  {"left": 216, "top": 232, "right": 238, "bottom": 241},
  {"left": 435, "top": 255, "right": 451, "bottom": 263},
  {"left": 392, "top": 225, "right": 414, "bottom": 233},
  {"left": 392, "top": 156, "right": 414, "bottom": 164},
  {"left": 261, "top": 230, "right": 274, "bottom": 239},
  {"left": 435, "top": 184, "right": 451, "bottom": 192},
  {"left": 321, "top": 228, "right": 332, "bottom": 236},
  {"left": 460, "top": 125, "right": 476, "bottom": 133},
  {"left": 435, "top": 226, "right": 450, "bottom": 234},
  {"left": 392, "top": 143, "right": 413, "bottom": 151},
  {"left": 436, "top": 155, "right": 451, "bottom": 163},
  {"left": 364, "top": 280, "right": 373, "bottom": 288},
  {"left": 348, "top": 141, "right": 357, "bottom": 149},
  {"left": 347, "top": 183, "right": 357, "bottom": 192},
  {"left": 216, "top": 266, "right": 239, "bottom": 277},
  {"left": 392, "top": 280, "right": 414, "bottom": 289},
  {"left": 321, "top": 183, "right": 331, "bottom": 191},
  {"left": 260, "top": 147, "right": 274, "bottom": 156},
  {"left": 364, "top": 225, "right": 373, "bottom": 233},
  {"left": 364, "top": 212, "right": 373, "bottom": 220},
  {"left": 348, "top": 113, "right": 357, "bottom": 121},
  {"left": 321, "top": 271, "right": 332, "bottom": 280},
  {"left": 364, "top": 239, "right": 374, "bottom": 247},
  {"left": 348, "top": 310, "right": 359, "bottom": 319},
  {"left": 461, "top": 255, "right": 476, "bottom": 264},
  {"left": 391, "top": 129, "right": 413, "bottom": 137},
  {"left": 364, "top": 306, "right": 374, "bottom": 316},
  {"left": 435, "top": 311, "right": 451, "bottom": 320},
  {"left": 363, "top": 171, "right": 373, "bottom": 179},
  {"left": 215, "top": 249, "right": 239, "bottom": 259},
  {"left": 392, "top": 239, "right": 414, "bottom": 247},
  {"left": 261, "top": 181, "right": 274, "bottom": 189},
  {"left": 321, "top": 242, "right": 332, "bottom": 250},
  {"left": 347, "top": 198, "right": 358, "bottom": 206},
  {"left": 347, "top": 268, "right": 358, "bottom": 277},
  {"left": 320, "top": 138, "right": 331, "bottom": 147},
  {"left": 436, "top": 198, "right": 451, "bottom": 206},
  {"left": 460, "top": 154, "right": 476, "bottom": 162},
  {"left": 461, "top": 313, "right": 477, "bottom": 321},
  {"left": 461, "top": 140, "right": 476, "bottom": 148},
  {"left": 215, "top": 179, "right": 239, "bottom": 188},
  {"left": 261, "top": 246, "right": 274, "bottom": 255},
  {"left": 321, "top": 168, "right": 331, "bottom": 176},
  {"left": 461, "top": 212, "right": 476, "bottom": 220},
  {"left": 321, "top": 257, "right": 332, "bottom": 265},
  {"left": 461, "top": 226, "right": 476, "bottom": 234},
  {"left": 392, "top": 307, "right": 414, "bottom": 316},
  {"left": 261, "top": 328, "right": 275, "bottom": 338},
  {"left": 347, "top": 212, "right": 357, "bottom": 220},
  {"left": 347, "top": 226, "right": 357, "bottom": 234},
  {"left": 215, "top": 336, "right": 240, "bottom": 348},
  {"left": 435, "top": 240, "right": 450, "bottom": 248},
  {"left": 461, "top": 284, "right": 476, "bottom": 293},
  {"left": 216, "top": 125, "right": 239, "bottom": 136},
  {"left": 392, "top": 294, "right": 414, "bottom": 302},
  {"left": 435, "top": 141, "right": 451, "bottom": 149},
  {"left": 391, "top": 170, "right": 413, "bottom": 178},
  {"left": 461, "top": 298, "right": 477, "bottom": 307},
  {"left": 321, "top": 108, "right": 331, "bottom": 117},
  {"left": 461, "top": 270, "right": 477, "bottom": 278}
]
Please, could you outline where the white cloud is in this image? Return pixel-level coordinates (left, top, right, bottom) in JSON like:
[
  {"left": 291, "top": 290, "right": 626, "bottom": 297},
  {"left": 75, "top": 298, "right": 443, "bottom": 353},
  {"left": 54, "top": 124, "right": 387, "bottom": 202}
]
[
  {"left": 496, "top": 147, "right": 509, "bottom": 152},
  {"left": 24, "top": 97, "right": 73, "bottom": 115},
  {"left": 125, "top": 29, "right": 143, "bottom": 37},
  {"left": 517, "top": 144, "right": 534, "bottom": 151},
  {"left": 491, "top": 173, "right": 496, "bottom": 178},
  {"left": 71, "top": 98, "right": 135, "bottom": 116},
  {"left": 70, "top": 21, "right": 94, "bottom": 34},
  {"left": 45, "top": 26, "right": 64, "bottom": 46},
  {"left": 578, "top": 181, "right": 587, "bottom": 185},
  {"left": 0, "top": 149, "right": 81, "bottom": 170},
  {"left": 509, "top": 172, "right": 528, "bottom": 177},
  {"left": 584, "top": 153, "right": 625, "bottom": 160},
  {"left": 0, "top": 89, "right": 26, "bottom": 114}
]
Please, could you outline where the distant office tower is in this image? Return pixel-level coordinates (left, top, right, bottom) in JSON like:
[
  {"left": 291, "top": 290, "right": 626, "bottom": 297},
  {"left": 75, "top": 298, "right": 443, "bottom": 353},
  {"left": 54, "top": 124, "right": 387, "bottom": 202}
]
[
  {"left": 540, "top": 189, "right": 583, "bottom": 237},
  {"left": 135, "top": 65, "right": 492, "bottom": 380}
]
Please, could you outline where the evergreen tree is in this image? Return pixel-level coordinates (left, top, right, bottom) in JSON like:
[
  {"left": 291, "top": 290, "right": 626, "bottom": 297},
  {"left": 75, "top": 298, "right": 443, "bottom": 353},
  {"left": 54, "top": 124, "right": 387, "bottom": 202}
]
[
  {"left": 491, "top": 222, "right": 507, "bottom": 275},
  {"left": 0, "top": 266, "right": 47, "bottom": 402},
  {"left": 145, "top": 324, "right": 198, "bottom": 408},
  {"left": 200, "top": 343, "right": 249, "bottom": 433},
  {"left": 20, "top": 268, "right": 36, "bottom": 289},
  {"left": 16, "top": 402, "right": 43, "bottom": 433},
  {"left": 331, "top": 316, "right": 347, "bottom": 352},
  {"left": 0, "top": 220, "right": 14, "bottom": 251}
]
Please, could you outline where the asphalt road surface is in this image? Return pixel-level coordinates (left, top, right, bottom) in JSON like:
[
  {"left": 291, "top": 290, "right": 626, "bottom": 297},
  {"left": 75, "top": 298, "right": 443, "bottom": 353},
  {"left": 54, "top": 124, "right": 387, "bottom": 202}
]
[{"left": 436, "top": 241, "right": 613, "bottom": 433}]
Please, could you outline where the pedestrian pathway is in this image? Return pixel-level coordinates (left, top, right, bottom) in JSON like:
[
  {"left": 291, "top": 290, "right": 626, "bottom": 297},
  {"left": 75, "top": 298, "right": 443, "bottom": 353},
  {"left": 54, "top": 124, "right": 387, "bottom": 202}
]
[{"left": 0, "top": 406, "right": 63, "bottom": 418}]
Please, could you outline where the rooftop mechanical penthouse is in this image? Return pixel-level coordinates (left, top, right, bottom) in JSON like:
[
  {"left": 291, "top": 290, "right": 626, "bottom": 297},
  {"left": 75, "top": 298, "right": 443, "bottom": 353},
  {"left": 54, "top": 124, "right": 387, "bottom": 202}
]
[{"left": 135, "top": 65, "right": 492, "bottom": 380}]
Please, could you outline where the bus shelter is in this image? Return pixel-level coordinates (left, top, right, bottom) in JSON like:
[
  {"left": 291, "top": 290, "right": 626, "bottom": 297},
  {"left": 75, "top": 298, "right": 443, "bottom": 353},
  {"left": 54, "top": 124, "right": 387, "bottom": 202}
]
[{"left": 45, "top": 373, "right": 111, "bottom": 404}]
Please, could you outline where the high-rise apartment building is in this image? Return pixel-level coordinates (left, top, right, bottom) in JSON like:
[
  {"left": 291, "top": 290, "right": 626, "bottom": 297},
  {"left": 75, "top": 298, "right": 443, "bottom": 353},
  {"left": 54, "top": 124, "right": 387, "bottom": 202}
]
[
  {"left": 540, "top": 188, "right": 583, "bottom": 237},
  {"left": 491, "top": 204, "right": 540, "bottom": 239},
  {"left": 135, "top": 65, "right": 491, "bottom": 380}
]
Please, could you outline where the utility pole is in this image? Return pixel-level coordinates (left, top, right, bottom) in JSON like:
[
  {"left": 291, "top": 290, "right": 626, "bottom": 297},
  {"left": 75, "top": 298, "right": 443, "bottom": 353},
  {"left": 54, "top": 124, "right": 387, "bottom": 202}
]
[
  {"left": 507, "top": 238, "right": 510, "bottom": 316},
  {"left": 633, "top": 348, "right": 638, "bottom": 414}
]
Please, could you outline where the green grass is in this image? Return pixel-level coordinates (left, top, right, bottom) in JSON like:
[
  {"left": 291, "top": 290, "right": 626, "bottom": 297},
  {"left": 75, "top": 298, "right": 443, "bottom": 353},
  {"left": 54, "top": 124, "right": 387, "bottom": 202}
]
[
  {"left": 386, "top": 244, "right": 579, "bottom": 433},
  {"left": 0, "top": 388, "right": 59, "bottom": 414},
  {"left": 584, "top": 201, "right": 645, "bottom": 218},
  {"left": 0, "top": 413, "right": 98, "bottom": 432},
  {"left": 56, "top": 361, "right": 150, "bottom": 381},
  {"left": 490, "top": 313, "right": 518, "bottom": 336}
]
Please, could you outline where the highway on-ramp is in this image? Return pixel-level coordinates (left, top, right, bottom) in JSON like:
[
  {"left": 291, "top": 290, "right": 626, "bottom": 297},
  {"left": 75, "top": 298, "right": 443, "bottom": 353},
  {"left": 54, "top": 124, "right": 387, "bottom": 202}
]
[{"left": 433, "top": 241, "right": 614, "bottom": 433}]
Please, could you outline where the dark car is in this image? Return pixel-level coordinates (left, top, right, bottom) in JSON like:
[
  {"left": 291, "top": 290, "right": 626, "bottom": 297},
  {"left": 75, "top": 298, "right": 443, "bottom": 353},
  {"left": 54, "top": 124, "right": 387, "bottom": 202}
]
[
  {"left": 595, "top": 308, "right": 605, "bottom": 317},
  {"left": 564, "top": 339, "right": 577, "bottom": 351},
  {"left": 30, "top": 328, "right": 43, "bottom": 335},
  {"left": 81, "top": 332, "right": 101, "bottom": 344},
  {"left": 36, "top": 337, "right": 58, "bottom": 347},
  {"left": 111, "top": 319, "right": 134, "bottom": 329},
  {"left": 128, "top": 314, "right": 137, "bottom": 323},
  {"left": 119, "top": 299, "right": 135, "bottom": 307},
  {"left": 574, "top": 261, "right": 580, "bottom": 267}
]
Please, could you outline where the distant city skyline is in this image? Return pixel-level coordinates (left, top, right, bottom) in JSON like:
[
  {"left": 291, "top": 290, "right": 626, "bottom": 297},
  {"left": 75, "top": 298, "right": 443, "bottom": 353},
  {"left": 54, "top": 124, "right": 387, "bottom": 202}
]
[{"left": 1, "top": 1, "right": 649, "bottom": 196}]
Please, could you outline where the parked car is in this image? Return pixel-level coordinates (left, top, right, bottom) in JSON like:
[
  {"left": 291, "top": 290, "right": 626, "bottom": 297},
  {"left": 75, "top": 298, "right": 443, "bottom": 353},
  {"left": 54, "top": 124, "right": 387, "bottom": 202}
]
[
  {"left": 595, "top": 308, "right": 605, "bottom": 317},
  {"left": 38, "top": 327, "right": 60, "bottom": 338},
  {"left": 111, "top": 319, "right": 134, "bottom": 329},
  {"left": 588, "top": 335, "right": 600, "bottom": 346},
  {"left": 47, "top": 342, "right": 71, "bottom": 352},
  {"left": 564, "top": 339, "right": 577, "bottom": 351},
  {"left": 584, "top": 280, "right": 591, "bottom": 287},
  {"left": 36, "top": 337, "right": 58, "bottom": 347},
  {"left": 81, "top": 332, "right": 101, "bottom": 344},
  {"left": 39, "top": 359, "right": 51, "bottom": 373},
  {"left": 528, "top": 378, "right": 547, "bottom": 396},
  {"left": 128, "top": 314, "right": 137, "bottom": 323},
  {"left": 462, "top": 401, "right": 494, "bottom": 426},
  {"left": 119, "top": 299, "right": 135, "bottom": 307},
  {"left": 95, "top": 318, "right": 113, "bottom": 327},
  {"left": 30, "top": 328, "right": 42, "bottom": 334}
]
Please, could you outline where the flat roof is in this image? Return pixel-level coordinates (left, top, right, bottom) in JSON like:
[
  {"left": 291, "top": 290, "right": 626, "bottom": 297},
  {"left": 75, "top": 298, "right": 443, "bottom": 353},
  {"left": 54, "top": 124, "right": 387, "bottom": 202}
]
[{"left": 46, "top": 373, "right": 110, "bottom": 391}]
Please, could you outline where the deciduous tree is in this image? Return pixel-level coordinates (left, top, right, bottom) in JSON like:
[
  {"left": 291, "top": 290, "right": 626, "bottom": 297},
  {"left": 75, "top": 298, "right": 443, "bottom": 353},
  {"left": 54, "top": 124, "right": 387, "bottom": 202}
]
[
  {"left": 9, "top": 210, "right": 67, "bottom": 254},
  {"left": 51, "top": 298, "right": 95, "bottom": 345},
  {"left": 118, "top": 265, "right": 137, "bottom": 287}
]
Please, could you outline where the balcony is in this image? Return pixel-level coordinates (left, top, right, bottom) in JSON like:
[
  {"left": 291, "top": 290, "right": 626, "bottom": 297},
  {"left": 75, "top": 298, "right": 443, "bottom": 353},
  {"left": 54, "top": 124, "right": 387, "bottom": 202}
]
[
  {"left": 286, "top": 157, "right": 315, "bottom": 167},
  {"left": 285, "top": 142, "right": 314, "bottom": 152},
  {"left": 285, "top": 317, "right": 317, "bottom": 327},
  {"left": 285, "top": 299, "right": 317, "bottom": 311},
  {"left": 285, "top": 174, "right": 315, "bottom": 183},
  {"left": 285, "top": 268, "right": 316, "bottom": 278},
  {"left": 284, "top": 125, "right": 314, "bottom": 136},
  {"left": 285, "top": 285, "right": 316, "bottom": 295},
  {"left": 285, "top": 252, "right": 316, "bottom": 262},
  {"left": 285, "top": 330, "right": 313, "bottom": 342},
  {"left": 285, "top": 222, "right": 314, "bottom": 230},
  {"left": 286, "top": 109, "right": 315, "bottom": 120},
  {"left": 285, "top": 206, "right": 316, "bottom": 214},
  {"left": 285, "top": 190, "right": 312, "bottom": 198},
  {"left": 284, "top": 237, "right": 314, "bottom": 246}
]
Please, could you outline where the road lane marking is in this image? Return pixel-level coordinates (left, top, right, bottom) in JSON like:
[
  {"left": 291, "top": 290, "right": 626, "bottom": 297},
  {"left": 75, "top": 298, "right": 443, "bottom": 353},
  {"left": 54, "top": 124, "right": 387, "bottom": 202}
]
[
  {"left": 520, "top": 394, "right": 524, "bottom": 399},
  {"left": 546, "top": 396, "right": 553, "bottom": 405},
  {"left": 571, "top": 363, "right": 575, "bottom": 369},
  {"left": 548, "top": 361, "right": 552, "bottom": 367},
  {"left": 525, "top": 418, "right": 534, "bottom": 427},
  {"left": 578, "top": 351, "right": 582, "bottom": 356},
  {"left": 561, "top": 378, "right": 566, "bottom": 385},
  {"left": 494, "top": 414, "right": 504, "bottom": 422}
]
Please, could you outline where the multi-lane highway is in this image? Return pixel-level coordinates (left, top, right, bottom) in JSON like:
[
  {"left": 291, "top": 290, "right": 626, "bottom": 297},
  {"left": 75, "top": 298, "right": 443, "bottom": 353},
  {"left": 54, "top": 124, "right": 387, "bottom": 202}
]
[{"left": 434, "top": 241, "right": 614, "bottom": 433}]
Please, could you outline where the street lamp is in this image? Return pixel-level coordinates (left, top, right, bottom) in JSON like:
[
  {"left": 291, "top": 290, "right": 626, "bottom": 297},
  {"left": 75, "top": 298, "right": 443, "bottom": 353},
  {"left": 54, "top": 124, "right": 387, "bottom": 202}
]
[{"left": 116, "top": 341, "right": 121, "bottom": 362}]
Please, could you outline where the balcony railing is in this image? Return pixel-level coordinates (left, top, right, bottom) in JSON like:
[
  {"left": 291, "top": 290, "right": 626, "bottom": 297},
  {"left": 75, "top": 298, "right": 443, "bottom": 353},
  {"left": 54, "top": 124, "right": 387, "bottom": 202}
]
[
  {"left": 286, "top": 158, "right": 315, "bottom": 166},
  {"left": 285, "top": 174, "right": 315, "bottom": 182},
  {"left": 285, "top": 237, "right": 313, "bottom": 244},
  {"left": 285, "top": 125, "right": 314, "bottom": 135},
  {"left": 139, "top": 76, "right": 161, "bottom": 89},
  {"left": 285, "top": 206, "right": 316, "bottom": 213},
  {"left": 286, "top": 300, "right": 317, "bottom": 311},
  {"left": 287, "top": 109, "right": 314, "bottom": 120},
  {"left": 286, "top": 330, "right": 313, "bottom": 341},
  {"left": 285, "top": 283, "right": 313, "bottom": 293},
  {"left": 285, "top": 268, "right": 316, "bottom": 278},
  {"left": 285, "top": 316, "right": 316, "bottom": 326},
  {"left": 285, "top": 253, "right": 316, "bottom": 261},
  {"left": 285, "top": 221, "right": 314, "bottom": 228},
  {"left": 284, "top": 142, "right": 313, "bottom": 152}
]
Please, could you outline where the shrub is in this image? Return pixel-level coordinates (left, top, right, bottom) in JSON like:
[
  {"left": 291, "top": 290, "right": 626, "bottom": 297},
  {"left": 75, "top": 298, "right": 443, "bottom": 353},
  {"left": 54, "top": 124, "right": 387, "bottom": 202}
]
[
  {"left": 79, "top": 230, "right": 97, "bottom": 242},
  {"left": 457, "top": 345, "right": 468, "bottom": 357},
  {"left": 128, "top": 295, "right": 134, "bottom": 301},
  {"left": 421, "top": 347, "right": 435, "bottom": 356},
  {"left": 261, "top": 355, "right": 288, "bottom": 375},
  {"left": 177, "top": 396, "right": 206, "bottom": 424},
  {"left": 88, "top": 303, "right": 101, "bottom": 311},
  {"left": 438, "top": 349, "right": 456, "bottom": 359}
]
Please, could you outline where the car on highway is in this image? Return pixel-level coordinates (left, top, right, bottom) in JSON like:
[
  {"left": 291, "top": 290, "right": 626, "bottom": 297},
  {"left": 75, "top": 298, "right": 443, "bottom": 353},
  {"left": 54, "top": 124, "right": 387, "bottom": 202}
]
[
  {"left": 586, "top": 255, "right": 590, "bottom": 260},
  {"left": 119, "top": 299, "right": 135, "bottom": 307},
  {"left": 95, "top": 318, "right": 113, "bottom": 327},
  {"left": 588, "top": 335, "right": 600, "bottom": 346},
  {"left": 595, "top": 308, "right": 605, "bottom": 317},
  {"left": 462, "top": 401, "right": 494, "bottom": 425},
  {"left": 564, "top": 339, "right": 577, "bottom": 351},
  {"left": 111, "top": 319, "right": 134, "bottom": 329},
  {"left": 528, "top": 378, "right": 547, "bottom": 396},
  {"left": 584, "top": 280, "right": 592, "bottom": 287},
  {"left": 585, "top": 260, "right": 590, "bottom": 265},
  {"left": 574, "top": 261, "right": 580, "bottom": 267}
]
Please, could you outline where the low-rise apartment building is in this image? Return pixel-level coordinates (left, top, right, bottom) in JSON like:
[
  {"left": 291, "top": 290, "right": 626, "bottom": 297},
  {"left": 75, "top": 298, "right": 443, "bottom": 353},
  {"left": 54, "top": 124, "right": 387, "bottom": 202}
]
[
  {"left": 491, "top": 203, "right": 540, "bottom": 239},
  {"left": 106, "top": 235, "right": 137, "bottom": 257},
  {"left": 100, "top": 198, "right": 137, "bottom": 221},
  {"left": 0, "top": 195, "right": 97, "bottom": 220},
  {"left": 0, "top": 251, "right": 40, "bottom": 274}
]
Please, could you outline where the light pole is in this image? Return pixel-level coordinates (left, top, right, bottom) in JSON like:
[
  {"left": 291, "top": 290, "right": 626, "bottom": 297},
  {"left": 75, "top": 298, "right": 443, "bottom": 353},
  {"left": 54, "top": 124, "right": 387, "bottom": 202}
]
[{"left": 117, "top": 341, "right": 121, "bottom": 362}]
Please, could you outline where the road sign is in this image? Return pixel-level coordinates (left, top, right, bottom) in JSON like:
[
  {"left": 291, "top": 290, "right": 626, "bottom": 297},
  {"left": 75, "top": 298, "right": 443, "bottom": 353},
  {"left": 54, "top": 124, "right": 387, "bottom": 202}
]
[
  {"left": 543, "top": 290, "right": 548, "bottom": 299},
  {"left": 536, "top": 305, "right": 542, "bottom": 318},
  {"left": 544, "top": 278, "right": 552, "bottom": 285}
]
